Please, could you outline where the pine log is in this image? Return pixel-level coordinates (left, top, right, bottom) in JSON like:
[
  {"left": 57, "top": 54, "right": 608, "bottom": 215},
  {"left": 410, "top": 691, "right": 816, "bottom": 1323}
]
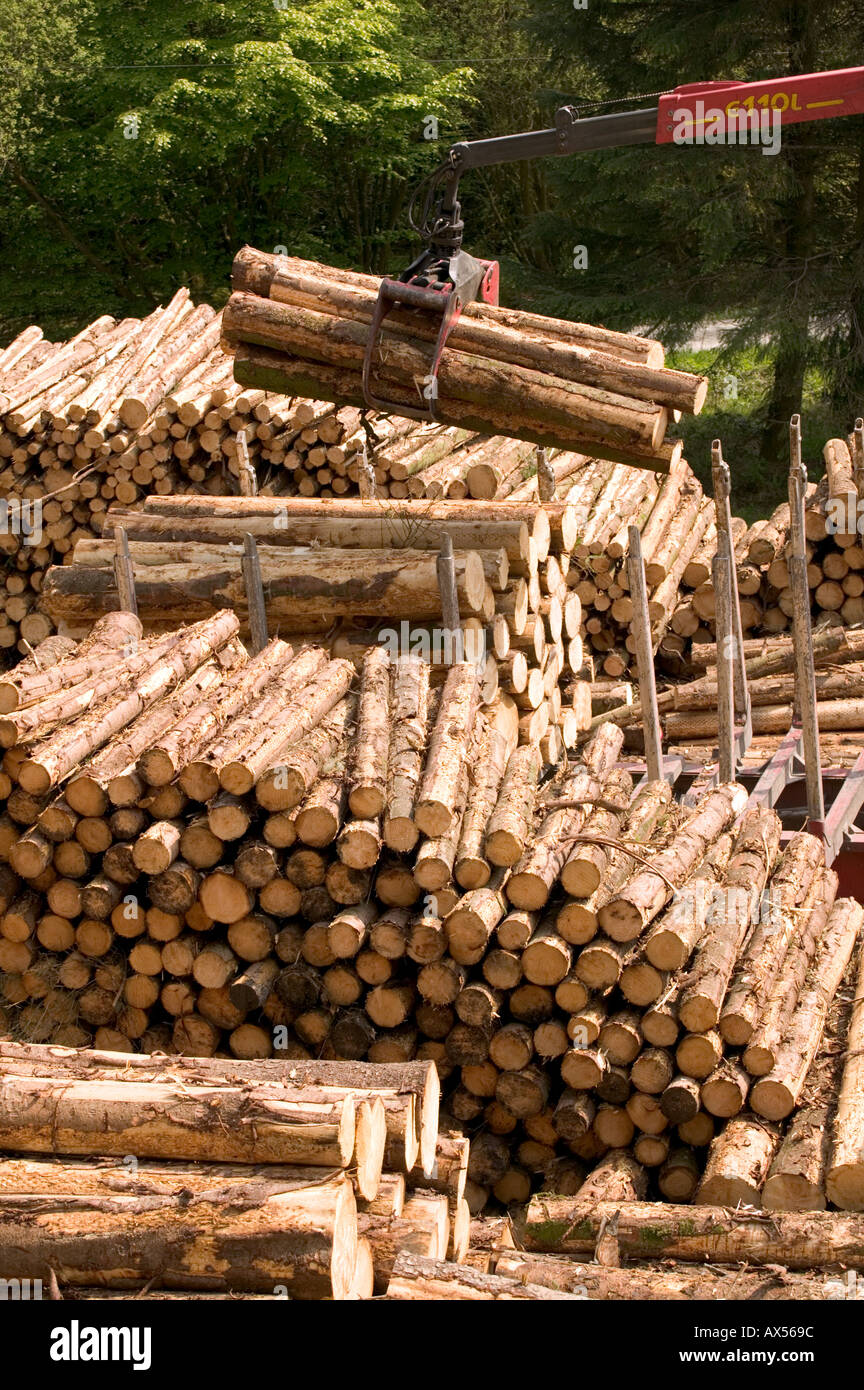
[
  {"left": 695, "top": 1113, "right": 780, "bottom": 1206},
  {"left": 385, "top": 1251, "right": 580, "bottom": 1300},
  {"left": 642, "top": 831, "right": 734, "bottom": 972},
  {"left": 383, "top": 656, "right": 430, "bottom": 852},
  {"left": 454, "top": 707, "right": 517, "bottom": 888},
  {"left": 598, "top": 784, "right": 748, "bottom": 942},
  {"left": 493, "top": 1249, "right": 834, "bottom": 1300},
  {"left": 0, "top": 1178, "right": 358, "bottom": 1299},
  {"left": 518, "top": 1195, "right": 864, "bottom": 1268},
  {"left": 751, "top": 899, "right": 864, "bottom": 1121},
  {"left": 231, "top": 341, "right": 682, "bottom": 472},
  {"left": 827, "top": 937, "right": 864, "bottom": 1210},
  {"left": 677, "top": 806, "right": 782, "bottom": 1032},
  {"left": 42, "top": 548, "right": 489, "bottom": 625},
  {"left": 254, "top": 696, "right": 354, "bottom": 811},
  {"left": 415, "top": 664, "right": 479, "bottom": 837},
  {"left": 719, "top": 832, "right": 825, "bottom": 1046},
  {"left": 17, "top": 613, "right": 240, "bottom": 795},
  {"left": 743, "top": 868, "right": 839, "bottom": 1075}
]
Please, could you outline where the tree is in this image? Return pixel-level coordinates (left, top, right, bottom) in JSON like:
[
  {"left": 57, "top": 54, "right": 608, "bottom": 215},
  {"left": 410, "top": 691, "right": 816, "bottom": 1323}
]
[
  {"left": 0, "top": 0, "right": 89, "bottom": 172},
  {"left": 0, "top": 0, "right": 474, "bottom": 337},
  {"left": 520, "top": 0, "right": 864, "bottom": 464}
]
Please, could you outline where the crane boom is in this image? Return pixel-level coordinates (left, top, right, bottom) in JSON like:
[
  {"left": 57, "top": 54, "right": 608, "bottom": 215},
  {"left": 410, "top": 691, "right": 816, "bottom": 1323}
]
[{"left": 362, "top": 64, "right": 864, "bottom": 419}]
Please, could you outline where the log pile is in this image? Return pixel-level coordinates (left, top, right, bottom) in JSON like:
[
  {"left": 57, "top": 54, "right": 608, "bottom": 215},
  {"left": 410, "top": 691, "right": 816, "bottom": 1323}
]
[
  {"left": 0, "top": 309, "right": 592, "bottom": 659},
  {"left": 610, "top": 428, "right": 864, "bottom": 689},
  {"left": 39, "top": 495, "right": 593, "bottom": 761},
  {"left": 5, "top": 1044, "right": 848, "bottom": 1300},
  {"left": 223, "top": 248, "right": 707, "bottom": 471},
  {"left": 0, "top": 1045, "right": 466, "bottom": 1299},
  {"left": 0, "top": 617, "right": 861, "bottom": 1217},
  {"left": 41, "top": 459, "right": 864, "bottom": 763},
  {"left": 597, "top": 625, "right": 864, "bottom": 764}
]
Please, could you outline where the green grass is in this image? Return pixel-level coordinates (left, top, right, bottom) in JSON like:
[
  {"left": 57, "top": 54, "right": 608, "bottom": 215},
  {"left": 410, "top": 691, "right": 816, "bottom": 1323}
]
[{"left": 666, "top": 346, "right": 841, "bottom": 523}]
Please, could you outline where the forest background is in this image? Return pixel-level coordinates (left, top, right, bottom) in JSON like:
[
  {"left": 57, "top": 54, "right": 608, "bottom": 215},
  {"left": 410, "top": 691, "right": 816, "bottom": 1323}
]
[{"left": 2, "top": 0, "right": 863, "bottom": 510}]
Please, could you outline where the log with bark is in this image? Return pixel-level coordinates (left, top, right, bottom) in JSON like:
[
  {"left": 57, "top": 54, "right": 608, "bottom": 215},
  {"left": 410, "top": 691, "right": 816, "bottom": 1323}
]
[{"left": 223, "top": 250, "right": 704, "bottom": 470}]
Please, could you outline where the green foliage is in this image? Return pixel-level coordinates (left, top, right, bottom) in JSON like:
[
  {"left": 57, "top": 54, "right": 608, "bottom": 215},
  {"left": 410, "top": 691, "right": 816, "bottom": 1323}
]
[
  {"left": 670, "top": 346, "right": 837, "bottom": 519},
  {"left": 0, "top": 0, "right": 474, "bottom": 335},
  {"left": 1, "top": 0, "right": 863, "bottom": 502},
  {"left": 517, "top": 0, "right": 864, "bottom": 463},
  {"left": 0, "top": 0, "right": 90, "bottom": 171}
]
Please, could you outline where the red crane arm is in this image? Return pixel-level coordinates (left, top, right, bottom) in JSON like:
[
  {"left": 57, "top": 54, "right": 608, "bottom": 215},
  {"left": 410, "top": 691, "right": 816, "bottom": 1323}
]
[{"left": 655, "top": 65, "right": 864, "bottom": 143}]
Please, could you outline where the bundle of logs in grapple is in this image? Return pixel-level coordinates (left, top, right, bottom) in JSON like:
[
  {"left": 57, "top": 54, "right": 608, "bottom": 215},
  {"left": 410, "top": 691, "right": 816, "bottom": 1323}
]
[
  {"left": 2, "top": 609, "right": 864, "bottom": 1214},
  {"left": 223, "top": 247, "right": 708, "bottom": 471}
]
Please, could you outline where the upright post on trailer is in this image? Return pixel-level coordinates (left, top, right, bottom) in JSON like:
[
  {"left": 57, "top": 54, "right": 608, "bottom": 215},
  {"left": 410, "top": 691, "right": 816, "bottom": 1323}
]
[
  {"left": 112, "top": 526, "right": 138, "bottom": 618},
  {"left": 626, "top": 524, "right": 663, "bottom": 782},
  {"left": 853, "top": 418, "right": 864, "bottom": 501},
  {"left": 787, "top": 415, "right": 824, "bottom": 826},
  {"left": 242, "top": 533, "right": 269, "bottom": 655},
  {"left": 236, "top": 431, "right": 258, "bottom": 498},
  {"left": 437, "top": 533, "right": 462, "bottom": 667},
  {"left": 358, "top": 439, "right": 376, "bottom": 499},
  {"left": 712, "top": 547, "right": 736, "bottom": 784},
  {"left": 536, "top": 447, "right": 555, "bottom": 502},
  {"left": 711, "top": 444, "right": 750, "bottom": 726}
]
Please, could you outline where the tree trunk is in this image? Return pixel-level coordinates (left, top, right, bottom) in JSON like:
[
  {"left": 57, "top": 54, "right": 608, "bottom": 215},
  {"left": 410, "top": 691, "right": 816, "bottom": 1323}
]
[
  {"left": 599, "top": 784, "right": 748, "bottom": 942},
  {"left": 827, "top": 930, "right": 864, "bottom": 1210},
  {"left": 518, "top": 1195, "right": 864, "bottom": 1268},
  {"left": 695, "top": 1113, "right": 780, "bottom": 1206},
  {"left": 383, "top": 657, "right": 430, "bottom": 853},
  {"left": 720, "top": 832, "right": 825, "bottom": 1046},
  {"left": 348, "top": 647, "right": 390, "bottom": 818},
  {"left": 751, "top": 898, "right": 864, "bottom": 1121},
  {"left": 0, "top": 1178, "right": 358, "bottom": 1299}
]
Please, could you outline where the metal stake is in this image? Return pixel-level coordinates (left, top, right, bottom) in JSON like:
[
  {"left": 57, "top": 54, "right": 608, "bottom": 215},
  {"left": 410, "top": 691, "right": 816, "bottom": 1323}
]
[
  {"left": 241, "top": 532, "right": 269, "bottom": 654},
  {"left": 626, "top": 524, "right": 663, "bottom": 782},
  {"left": 712, "top": 548, "right": 735, "bottom": 783},
  {"left": 853, "top": 417, "right": 864, "bottom": 503},
  {"left": 711, "top": 442, "right": 749, "bottom": 726},
  {"left": 788, "top": 415, "right": 824, "bottom": 825},
  {"left": 236, "top": 431, "right": 257, "bottom": 497},
  {"left": 536, "top": 447, "right": 555, "bottom": 502},
  {"left": 112, "top": 526, "right": 138, "bottom": 617},
  {"left": 436, "top": 533, "right": 462, "bottom": 665},
  {"left": 358, "top": 438, "right": 376, "bottom": 499}
]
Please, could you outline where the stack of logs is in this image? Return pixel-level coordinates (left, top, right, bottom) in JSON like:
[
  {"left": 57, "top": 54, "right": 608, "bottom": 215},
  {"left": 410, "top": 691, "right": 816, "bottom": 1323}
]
[
  {"left": 40, "top": 466, "right": 864, "bottom": 761},
  {"left": 11, "top": 1044, "right": 862, "bottom": 1299},
  {"left": 0, "top": 306, "right": 592, "bottom": 659},
  {"left": 4, "top": 280, "right": 860, "bottom": 713},
  {"left": 597, "top": 624, "right": 864, "bottom": 767},
  {"left": 2, "top": 610, "right": 864, "bottom": 1214},
  {"left": 572, "top": 427, "right": 864, "bottom": 691},
  {"left": 40, "top": 495, "right": 593, "bottom": 762},
  {"left": 0, "top": 1046, "right": 479, "bottom": 1299}
]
